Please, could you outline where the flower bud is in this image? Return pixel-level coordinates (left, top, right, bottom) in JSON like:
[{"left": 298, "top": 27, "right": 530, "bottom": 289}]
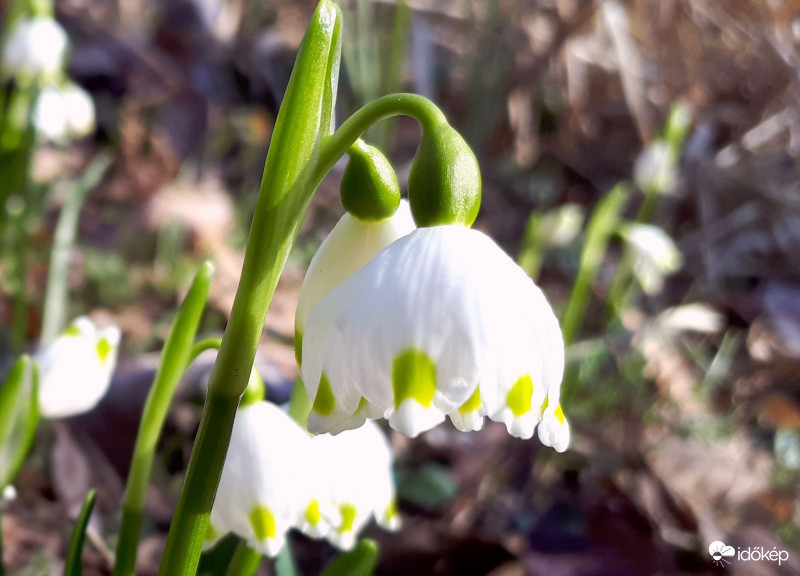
[
  {"left": 340, "top": 140, "right": 401, "bottom": 221},
  {"left": 408, "top": 122, "right": 481, "bottom": 227}
]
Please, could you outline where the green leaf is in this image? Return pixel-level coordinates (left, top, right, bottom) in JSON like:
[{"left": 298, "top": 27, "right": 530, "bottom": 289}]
[
  {"left": 0, "top": 355, "right": 39, "bottom": 489},
  {"left": 65, "top": 489, "right": 97, "bottom": 576},
  {"left": 396, "top": 462, "right": 459, "bottom": 510},
  {"left": 320, "top": 539, "right": 379, "bottom": 576}
]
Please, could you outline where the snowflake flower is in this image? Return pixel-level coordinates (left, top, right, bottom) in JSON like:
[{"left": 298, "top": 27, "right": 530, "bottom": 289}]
[{"left": 36, "top": 316, "right": 120, "bottom": 418}]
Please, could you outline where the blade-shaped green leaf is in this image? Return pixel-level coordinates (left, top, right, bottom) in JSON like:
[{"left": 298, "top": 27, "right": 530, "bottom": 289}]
[
  {"left": 320, "top": 539, "right": 379, "bottom": 576},
  {"left": 65, "top": 489, "right": 97, "bottom": 576},
  {"left": 0, "top": 355, "right": 39, "bottom": 489}
]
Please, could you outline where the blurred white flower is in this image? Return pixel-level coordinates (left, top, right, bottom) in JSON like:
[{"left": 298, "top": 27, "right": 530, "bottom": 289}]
[
  {"left": 633, "top": 140, "right": 678, "bottom": 195},
  {"left": 622, "top": 223, "right": 682, "bottom": 295},
  {"left": 295, "top": 199, "right": 415, "bottom": 364},
  {"left": 302, "top": 225, "right": 569, "bottom": 450},
  {"left": 309, "top": 421, "right": 399, "bottom": 550},
  {"left": 33, "top": 83, "right": 95, "bottom": 142},
  {"left": 206, "top": 402, "right": 319, "bottom": 556},
  {"left": 2, "top": 17, "right": 68, "bottom": 82},
  {"left": 36, "top": 316, "right": 120, "bottom": 418}
]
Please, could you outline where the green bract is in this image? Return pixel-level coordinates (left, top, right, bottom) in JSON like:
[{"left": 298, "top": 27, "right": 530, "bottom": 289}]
[
  {"left": 408, "top": 122, "right": 481, "bottom": 227},
  {"left": 341, "top": 140, "right": 401, "bottom": 221}
]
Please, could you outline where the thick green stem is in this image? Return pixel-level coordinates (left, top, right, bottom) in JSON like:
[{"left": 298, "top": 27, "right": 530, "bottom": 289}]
[
  {"left": 313, "top": 93, "right": 446, "bottom": 187},
  {"left": 39, "top": 154, "right": 112, "bottom": 346},
  {"left": 225, "top": 540, "right": 262, "bottom": 576},
  {"left": 113, "top": 262, "right": 214, "bottom": 576}
]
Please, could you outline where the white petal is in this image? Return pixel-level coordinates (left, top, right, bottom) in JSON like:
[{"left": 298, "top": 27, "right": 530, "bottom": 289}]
[
  {"left": 537, "top": 407, "right": 571, "bottom": 453},
  {"left": 310, "top": 420, "right": 399, "bottom": 548},
  {"left": 64, "top": 83, "right": 95, "bottom": 138},
  {"left": 2, "top": 18, "right": 67, "bottom": 80},
  {"left": 36, "top": 317, "right": 120, "bottom": 418},
  {"left": 212, "top": 402, "right": 315, "bottom": 556}
]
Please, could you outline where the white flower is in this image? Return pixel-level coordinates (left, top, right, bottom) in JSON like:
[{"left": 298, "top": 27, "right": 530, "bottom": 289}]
[
  {"left": 301, "top": 225, "right": 569, "bottom": 450},
  {"left": 309, "top": 421, "right": 399, "bottom": 550},
  {"left": 36, "top": 316, "right": 120, "bottom": 418},
  {"left": 295, "top": 199, "right": 415, "bottom": 362},
  {"left": 206, "top": 402, "right": 320, "bottom": 556},
  {"left": 622, "top": 223, "right": 682, "bottom": 295},
  {"left": 2, "top": 17, "right": 68, "bottom": 82},
  {"left": 633, "top": 140, "right": 678, "bottom": 195},
  {"left": 33, "top": 83, "right": 95, "bottom": 142}
]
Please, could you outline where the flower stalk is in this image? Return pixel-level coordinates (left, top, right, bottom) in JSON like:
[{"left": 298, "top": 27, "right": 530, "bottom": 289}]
[{"left": 113, "top": 261, "right": 214, "bottom": 576}]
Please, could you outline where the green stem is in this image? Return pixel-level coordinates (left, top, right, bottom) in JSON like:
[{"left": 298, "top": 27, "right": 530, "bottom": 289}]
[
  {"left": 189, "top": 337, "right": 223, "bottom": 364},
  {"left": 561, "top": 183, "right": 629, "bottom": 346},
  {"left": 313, "top": 93, "right": 446, "bottom": 187},
  {"left": 225, "top": 540, "right": 262, "bottom": 576},
  {"left": 112, "top": 262, "right": 214, "bottom": 576},
  {"left": 65, "top": 490, "right": 97, "bottom": 576},
  {"left": 39, "top": 153, "right": 112, "bottom": 346}
]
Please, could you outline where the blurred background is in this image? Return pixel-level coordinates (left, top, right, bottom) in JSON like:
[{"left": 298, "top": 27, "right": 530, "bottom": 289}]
[{"left": 2, "top": 0, "right": 800, "bottom": 574}]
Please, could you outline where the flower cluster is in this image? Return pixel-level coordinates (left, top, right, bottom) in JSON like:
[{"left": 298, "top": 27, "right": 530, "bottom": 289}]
[
  {"left": 36, "top": 316, "right": 120, "bottom": 418},
  {"left": 206, "top": 401, "right": 398, "bottom": 556},
  {"left": 2, "top": 15, "right": 95, "bottom": 142}
]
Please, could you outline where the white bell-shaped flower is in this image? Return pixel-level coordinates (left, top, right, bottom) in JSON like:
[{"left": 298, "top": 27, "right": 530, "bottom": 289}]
[
  {"left": 2, "top": 17, "right": 68, "bottom": 82},
  {"left": 206, "top": 401, "right": 320, "bottom": 556},
  {"left": 33, "top": 83, "right": 95, "bottom": 142},
  {"left": 302, "top": 225, "right": 570, "bottom": 450},
  {"left": 309, "top": 420, "right": 399, "bottom": 550},
  {"left": 36, "top": 316, "right": 120, "bottom": 418},
  {"left": 622, "top": 223, "right": 682, "bottom": 295}
]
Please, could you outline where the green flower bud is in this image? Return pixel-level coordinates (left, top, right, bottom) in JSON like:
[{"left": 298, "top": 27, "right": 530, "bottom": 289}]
[
  {"left": 408, "top": 122, "right": 481, "bottom": 227},
  {"left": 340, "top": 139, "right": 401, "bottom": 221},
  {"left": 240, "top": 365, "right": 266, "bottom": 407}
]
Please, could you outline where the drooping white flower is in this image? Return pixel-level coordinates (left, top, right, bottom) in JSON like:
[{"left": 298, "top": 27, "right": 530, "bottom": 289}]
[
  {"left": 302, "top": 225, "right": 569, "bottom": 450},
  {"left": 33, "top": 83, "right": 95, "bottom": 142},
  {"left": 309, "top": 421, "right": 399, "bottom": 550},
  {"left": 633, "top": 140, "right": 678, "bottom": 196},
  {"left": 295, "top": 199, "right": 415, "bottom": 357},
  {"left": 621, "top": 223, "right": 682, "bottom": 295},
  {"left": 206, "top": 401, "right": 321, "bottom": 556},
  {"left": 36, "top": 316, "right": 120, "bottom": 418},
  {"left": 2, "top": 17, "right": 68, "bottom": 82}
]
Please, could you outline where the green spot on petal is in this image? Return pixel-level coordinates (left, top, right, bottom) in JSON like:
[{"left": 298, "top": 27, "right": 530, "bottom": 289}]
[
  {"left": 458, "top": 386, "right": 482, "bottom": 414},
  {"left": 295, "top": 328, "right": 303, "bottom": 365},
  {"left": 306, "top": 499, "right": 321, "bottom": 526},
  {"left": 63, "top": 324, "right": 80, "bottom": 337},
  {"left": 338, "top": 503, "right": 356, "bottom": 534},
  {"left": 386, "top": 499, "right": 398, "bottom": 520},
  {"left": 96, "top": 337, "right": 111, "bottom": 364},
  {"left": 392, "top": 348, "right": 436, "bottom": 410},
  {"left": 249, "top": 504, "right": 276, "bottom": 542},
  {"left": 506, "top": 375, "right": 533, "bottom": 417},
  {"left": 555, "top": 404, "right": 566, "bottom": 425},
  {"left": 205, "top": 522, "right": 218, "bottom": 542},
  {"left": 312, "top": 372, "right": 336, "bottom": 416}
]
